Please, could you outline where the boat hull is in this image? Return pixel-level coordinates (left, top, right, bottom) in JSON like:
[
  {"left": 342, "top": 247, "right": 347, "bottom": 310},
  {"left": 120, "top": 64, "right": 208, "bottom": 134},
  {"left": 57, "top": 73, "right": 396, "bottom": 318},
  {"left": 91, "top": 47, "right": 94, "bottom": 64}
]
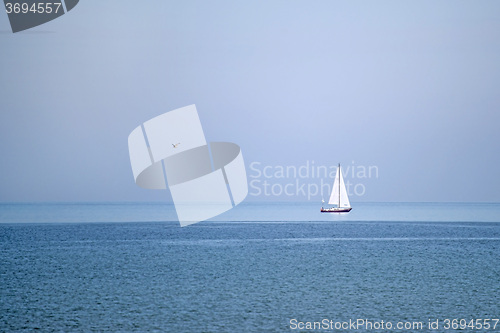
[{"left": 321, "top": 207, "right": 352, "bottom": 213}]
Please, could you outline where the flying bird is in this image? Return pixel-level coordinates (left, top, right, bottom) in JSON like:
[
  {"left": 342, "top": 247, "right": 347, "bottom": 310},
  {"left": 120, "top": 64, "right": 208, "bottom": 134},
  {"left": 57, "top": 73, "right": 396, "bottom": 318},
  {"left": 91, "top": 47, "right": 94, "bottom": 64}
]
[{"left": 172, "top": 143, "right": 180, "bottom": 148}]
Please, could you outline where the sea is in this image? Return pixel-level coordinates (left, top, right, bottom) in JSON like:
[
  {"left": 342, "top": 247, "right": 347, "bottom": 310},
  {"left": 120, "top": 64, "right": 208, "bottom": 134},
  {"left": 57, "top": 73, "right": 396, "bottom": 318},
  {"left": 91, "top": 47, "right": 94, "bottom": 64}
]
[{"left": 1, "top": 202, "right": 499, "bottom": 332}]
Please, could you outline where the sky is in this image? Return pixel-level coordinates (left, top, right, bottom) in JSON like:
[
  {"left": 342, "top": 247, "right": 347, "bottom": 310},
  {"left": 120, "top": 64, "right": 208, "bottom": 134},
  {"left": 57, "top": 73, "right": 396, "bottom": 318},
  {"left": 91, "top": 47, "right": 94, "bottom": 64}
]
[{"left": 1, "top": 1, "right": 499, "bottom": 203}]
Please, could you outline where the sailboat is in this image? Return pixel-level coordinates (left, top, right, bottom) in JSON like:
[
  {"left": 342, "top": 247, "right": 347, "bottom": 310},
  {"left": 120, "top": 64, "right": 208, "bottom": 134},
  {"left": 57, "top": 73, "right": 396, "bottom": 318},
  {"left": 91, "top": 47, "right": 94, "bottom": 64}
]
[{"left": 321, "top": 163, "right": 352, "bottom": 213}]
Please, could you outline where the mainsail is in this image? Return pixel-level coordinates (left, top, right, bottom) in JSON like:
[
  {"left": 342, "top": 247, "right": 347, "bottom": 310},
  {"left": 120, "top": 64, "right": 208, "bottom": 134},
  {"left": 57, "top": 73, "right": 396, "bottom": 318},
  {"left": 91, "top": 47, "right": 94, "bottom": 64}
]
[{"left": 328, "top": 165, "right": 351, "bottom": 208}]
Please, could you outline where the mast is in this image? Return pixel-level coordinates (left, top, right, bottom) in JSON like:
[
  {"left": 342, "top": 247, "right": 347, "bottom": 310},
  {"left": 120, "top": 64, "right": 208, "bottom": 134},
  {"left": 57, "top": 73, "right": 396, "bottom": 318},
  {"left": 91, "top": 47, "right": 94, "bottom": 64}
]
[{"left": 338, "top": 163, "right": 340, "bottom": 208}]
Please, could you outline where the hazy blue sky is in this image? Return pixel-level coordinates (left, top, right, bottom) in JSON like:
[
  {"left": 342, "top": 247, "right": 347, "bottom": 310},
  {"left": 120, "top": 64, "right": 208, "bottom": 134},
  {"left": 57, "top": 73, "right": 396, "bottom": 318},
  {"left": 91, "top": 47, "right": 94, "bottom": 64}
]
[{"left": 1, "top": 1, "right": 499, "bottom": 203}]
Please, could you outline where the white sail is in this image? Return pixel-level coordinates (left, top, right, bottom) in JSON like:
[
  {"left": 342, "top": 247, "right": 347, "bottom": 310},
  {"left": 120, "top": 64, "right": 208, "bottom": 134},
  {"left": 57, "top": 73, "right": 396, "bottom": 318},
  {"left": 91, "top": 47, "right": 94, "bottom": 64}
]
[{"left": 328, "top": 165, "right": 351, "bottom": 208}]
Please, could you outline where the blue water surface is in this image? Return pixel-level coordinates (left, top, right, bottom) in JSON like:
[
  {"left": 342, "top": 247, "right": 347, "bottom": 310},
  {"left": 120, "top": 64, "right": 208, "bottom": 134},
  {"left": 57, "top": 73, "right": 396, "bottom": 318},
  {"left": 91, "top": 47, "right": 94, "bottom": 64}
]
[{"left": 1, "top": 202, "right": 499, "bottom": 332}]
